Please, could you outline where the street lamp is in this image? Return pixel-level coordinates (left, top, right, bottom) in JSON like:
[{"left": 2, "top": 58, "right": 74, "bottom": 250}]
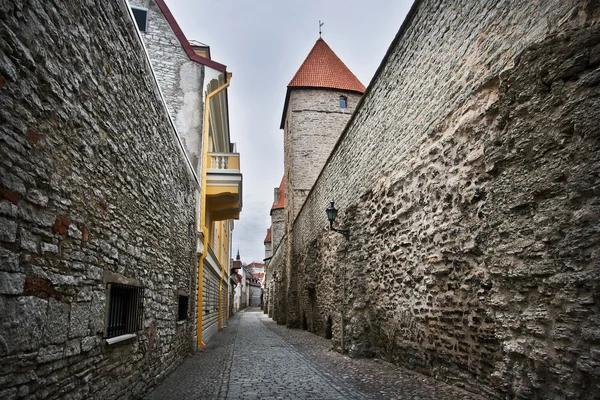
[{"left": 326, "top": 201, "right": 350, "bottom": 240}]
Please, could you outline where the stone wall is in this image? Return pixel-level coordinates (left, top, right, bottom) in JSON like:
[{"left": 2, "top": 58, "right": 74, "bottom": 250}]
[
  {"left": 0, "top": 1, "right": 198, "bottom": 398},
  {"left": 129, "top": 0, "right": 205, "bottom": 176},
  {"left": 264, "top": 236, "right": 272, "bottom": 260},
  {"left": 283, "top": 89, "right": 361, "bottom": 222},
  {"left": 270, "top": 208, "right": 285, "bottom": 255},
  {"left": 286, "top": 0, "right": 600, "bottom": 398},
  {"left": 266, "top": 238, "right": 286, "bottom": 323},
  {"left": 281, "top": 88, "right": 361, "bottom": 329}
]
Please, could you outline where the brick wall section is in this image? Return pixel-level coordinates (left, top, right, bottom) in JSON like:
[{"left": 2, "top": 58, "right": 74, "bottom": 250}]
[
  {"left": 286, "top": 0, "right": 600, "bottom": 398},
  {"left": 0, "top": 1, "right": 198, "bottom": 399}
]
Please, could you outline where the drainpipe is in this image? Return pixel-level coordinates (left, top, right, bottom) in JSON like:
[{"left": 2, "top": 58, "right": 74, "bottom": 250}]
[
  {"left": 197, "top": 72, "right": 232, "bottom": 349},
  {"left": 341, "top": 262, "right": 345, "bottom": 355},
  {"left": 218, "top": 222, "right": 224, "bottom": 330}
]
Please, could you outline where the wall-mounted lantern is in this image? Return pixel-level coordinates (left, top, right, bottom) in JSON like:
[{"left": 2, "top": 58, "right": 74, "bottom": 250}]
[{"left": 325, "top": 201, "right": 350, "bottom": 240}]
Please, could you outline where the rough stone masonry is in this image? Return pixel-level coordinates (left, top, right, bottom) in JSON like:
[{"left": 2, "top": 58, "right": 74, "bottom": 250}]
[
  {"left": 276, "top": 0, "right": 600, "bottom": 399},
  {"left": 0, "top": 1, "right": 198, "bottom": 399}
]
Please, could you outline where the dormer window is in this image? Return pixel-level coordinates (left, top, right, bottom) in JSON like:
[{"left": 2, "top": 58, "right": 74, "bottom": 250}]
[
  {"left": 339, "top": 95, "right": 347, "bottom": 109},
  {"left": 131, "top": 7, "right": 148, "bottom": 32}
]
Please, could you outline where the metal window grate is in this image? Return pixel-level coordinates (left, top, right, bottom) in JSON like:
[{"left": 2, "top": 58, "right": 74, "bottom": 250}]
[{"left": 106, "top": 283, "right": 144, "bottom": 338}]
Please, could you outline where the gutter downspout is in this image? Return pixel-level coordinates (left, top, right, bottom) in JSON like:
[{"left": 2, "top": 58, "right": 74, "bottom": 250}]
[{"left": 198, "top": 72, "right": 232, "bottom": 349}]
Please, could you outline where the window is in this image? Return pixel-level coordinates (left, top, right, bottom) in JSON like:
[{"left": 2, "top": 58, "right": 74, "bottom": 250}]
[
  {"left": 178, "top": 295, "right": 189, "bottom": 321},
  {"left": 339, "top": 95, "right": 347, "bottom": 109},
  {"left": 131, "top": 7, "right": 148, "bottom": 32},
  {"left": 106, "top": 283, "right": 144, "bottom": 339}
]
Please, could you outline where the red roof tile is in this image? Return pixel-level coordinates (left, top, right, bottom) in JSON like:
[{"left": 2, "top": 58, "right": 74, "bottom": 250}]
[
  {"left": 153, "top": 0, "right": 227, "bottom": 73},
  {"left": 270, "top": 177, "right": 285, "bottom": 213},
  {"left": 280, "top": 38, "right": 364, "bottom": 128},
  {"left": 264, "top": 227, "right": 272, "bottom": 244},
  {"left": 288, "top": 38, "right": 366, "bottom": 93}
]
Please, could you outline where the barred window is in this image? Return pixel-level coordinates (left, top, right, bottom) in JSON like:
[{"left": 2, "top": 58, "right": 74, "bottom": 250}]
[{"left": 106, "top": 283, "right": 144, "bottom": 339}]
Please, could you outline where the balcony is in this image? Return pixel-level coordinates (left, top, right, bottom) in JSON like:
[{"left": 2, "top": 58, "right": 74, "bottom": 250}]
[{"left": 206, "top": 153, "right": 242, "bottom": 220}]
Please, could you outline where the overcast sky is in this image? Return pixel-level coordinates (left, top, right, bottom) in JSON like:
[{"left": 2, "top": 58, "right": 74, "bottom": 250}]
[{"left": 165, "top": 0, "right": 414, "bottom": 263}]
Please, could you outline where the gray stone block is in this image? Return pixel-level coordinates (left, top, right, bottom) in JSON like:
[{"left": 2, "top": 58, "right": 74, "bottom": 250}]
[
  {"left": 69, "top": 302, "right": 90, "bottom": 338},
  {"left": 0, "top": 217, "right": 17, "bottom": 243},
  {"left": 0, "top": 272, "right": 25, "bottom": 294},
  {"left": 45, "top": 299, "right": 70, "bottom": 344},
  {"left": 0, "top": 296, "right": 48, "bottom": 354},
  {"left": 36, "top": 344, "right": 65, "bottom": 364}
]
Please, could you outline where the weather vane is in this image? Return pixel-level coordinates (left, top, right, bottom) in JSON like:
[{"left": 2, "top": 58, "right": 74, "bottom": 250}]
[{"left": 319, "top": 20, "right": 324, "bottom": 37}]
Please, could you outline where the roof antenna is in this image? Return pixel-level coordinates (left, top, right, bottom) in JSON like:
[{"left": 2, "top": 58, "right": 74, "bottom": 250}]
[{"left": 319, "top": 20, "right": 324, "bottom": 38}]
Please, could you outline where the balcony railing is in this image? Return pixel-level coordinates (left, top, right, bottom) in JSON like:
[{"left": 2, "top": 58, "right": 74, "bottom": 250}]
[{"left": 208, "top": 153, "right": 239, "bottom": 172}]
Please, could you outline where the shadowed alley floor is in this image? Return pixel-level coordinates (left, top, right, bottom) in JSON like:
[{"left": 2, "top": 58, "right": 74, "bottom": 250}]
[{"left": 145, "top": 308, "right": 483, "bottom": 400}]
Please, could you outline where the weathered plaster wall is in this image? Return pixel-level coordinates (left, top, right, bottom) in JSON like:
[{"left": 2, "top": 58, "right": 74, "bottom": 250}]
[
  {"left": 130, "top": 0, "right": 205, "bottom": 173},
  {"left": 286, "top": 1, "right": 600, "bottom": 398},
  {"left": 0, "top": 1, "right": 198, "bottom": 398}
]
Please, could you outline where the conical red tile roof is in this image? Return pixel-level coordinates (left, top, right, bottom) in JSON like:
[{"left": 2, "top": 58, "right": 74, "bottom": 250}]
[
  {"left": 288, "top": 38, "right": 366, "bottom": 92},
  {"left": 281, "top": 38, "right": 364, "bottom": 128}
]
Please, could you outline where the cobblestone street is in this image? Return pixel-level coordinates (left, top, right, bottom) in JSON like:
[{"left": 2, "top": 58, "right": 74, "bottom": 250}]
[{"left": 146, "top": 309, "right": 482, "bottom": 400}]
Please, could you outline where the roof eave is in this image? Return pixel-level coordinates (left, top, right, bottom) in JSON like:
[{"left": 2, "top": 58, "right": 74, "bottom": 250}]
[{"left": 154, "top": 0, "right": 227, "bottom": 73}]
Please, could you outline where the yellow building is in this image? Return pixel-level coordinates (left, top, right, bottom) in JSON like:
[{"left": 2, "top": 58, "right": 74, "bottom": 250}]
[
  {"left": 129, "top": 0, "right": 242, "bottom": 349},
  {"left": 192, "top": 43, "right": 243, "bottom": 346}
]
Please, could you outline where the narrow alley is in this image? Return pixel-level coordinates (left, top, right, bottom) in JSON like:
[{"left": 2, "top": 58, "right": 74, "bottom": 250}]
[{"left": 146, "top": 310, "right": 482, "bottom": 400}]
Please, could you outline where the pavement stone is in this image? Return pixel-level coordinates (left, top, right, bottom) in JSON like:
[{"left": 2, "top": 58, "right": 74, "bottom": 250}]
[{"left": 145, "top": 308, "right": 483, "bottom": 400}]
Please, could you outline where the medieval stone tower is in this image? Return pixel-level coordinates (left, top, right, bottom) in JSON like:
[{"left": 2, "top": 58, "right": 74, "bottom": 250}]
[
  {"left": 281, "top": 37, "right": 365, "bottom": 224},
  {"left": 279, "top": 38, "right": 365, "bottom": 326}
]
